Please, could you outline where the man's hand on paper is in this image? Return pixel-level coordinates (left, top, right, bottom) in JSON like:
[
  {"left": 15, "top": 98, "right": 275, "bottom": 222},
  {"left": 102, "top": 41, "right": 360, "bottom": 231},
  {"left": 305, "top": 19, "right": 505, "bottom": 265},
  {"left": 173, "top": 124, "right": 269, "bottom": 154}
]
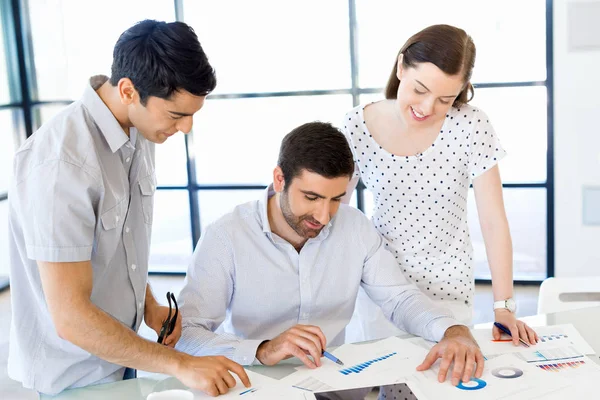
[
  {"left": 256, "top": 324, "right": 327, "bottom": 368},
  {"left": 173, "top": 355, "right": 251, "bottom": 397},
  {"left": 416, "top": 325, "right": 485, "bottom": 386}
]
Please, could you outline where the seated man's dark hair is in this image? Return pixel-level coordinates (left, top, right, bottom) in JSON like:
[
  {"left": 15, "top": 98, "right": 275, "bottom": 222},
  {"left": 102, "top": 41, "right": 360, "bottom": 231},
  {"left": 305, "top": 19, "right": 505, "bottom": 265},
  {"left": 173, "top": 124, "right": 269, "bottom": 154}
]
[{"left": 278, "top": 122, "right": 355, "bottom": 188}]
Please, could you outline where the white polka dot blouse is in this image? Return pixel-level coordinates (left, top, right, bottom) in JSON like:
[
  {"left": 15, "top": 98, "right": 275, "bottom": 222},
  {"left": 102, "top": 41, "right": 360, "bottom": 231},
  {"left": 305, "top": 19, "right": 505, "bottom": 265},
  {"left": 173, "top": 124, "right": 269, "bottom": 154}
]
[{"left": 342, "top": 103, "right": 506, "bottom": 307}]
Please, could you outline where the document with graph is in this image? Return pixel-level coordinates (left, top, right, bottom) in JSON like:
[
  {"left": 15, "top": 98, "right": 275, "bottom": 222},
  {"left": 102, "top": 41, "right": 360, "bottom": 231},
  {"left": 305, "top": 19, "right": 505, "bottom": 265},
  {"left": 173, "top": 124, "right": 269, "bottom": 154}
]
[
  {"left": 279, "top": 336, "right": 428, "bottom": 392},
  {"left": 409, "top": 353, "right": 577, "bottom": 400},
  {"left": 471, "top": 323, "right": 595, "bottom": 357}
]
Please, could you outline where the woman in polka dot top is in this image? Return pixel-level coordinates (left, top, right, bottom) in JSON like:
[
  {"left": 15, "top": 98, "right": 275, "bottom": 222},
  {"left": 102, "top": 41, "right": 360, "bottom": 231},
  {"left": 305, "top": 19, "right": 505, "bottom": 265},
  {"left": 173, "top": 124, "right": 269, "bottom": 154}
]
[{"left": 342, "top": 25, "right": 538, "bottom": 351}]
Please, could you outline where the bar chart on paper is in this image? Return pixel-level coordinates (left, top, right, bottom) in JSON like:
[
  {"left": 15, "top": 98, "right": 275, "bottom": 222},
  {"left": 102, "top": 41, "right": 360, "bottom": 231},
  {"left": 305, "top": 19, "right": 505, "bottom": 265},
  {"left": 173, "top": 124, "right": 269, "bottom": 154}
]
[
  {"left": 515, "top": 346, "right": 584, "bottom": 363},
  {"left": 279, "top": 337, "right": 429, "bottom": 392},
  {"left": 339, "top": 352, "right": 398, "bottom": 375},
  {"left": 529, "top": 355, "right": 600, "bottom": 383},
  {"left": 536, "top": 360, "right": 587, "bottom": 372},
  {"left": 539, "top": 333, "right": 569, "bottom": 343}
]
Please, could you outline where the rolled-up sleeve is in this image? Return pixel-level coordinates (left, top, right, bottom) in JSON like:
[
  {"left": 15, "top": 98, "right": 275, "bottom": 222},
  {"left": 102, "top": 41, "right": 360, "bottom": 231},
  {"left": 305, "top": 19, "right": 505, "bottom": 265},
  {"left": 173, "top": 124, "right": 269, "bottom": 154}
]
[
  {"left": 176, "top": 225, "right": 262, "bottom": 365},
  {"left": 359, "top": 219, "right": 460, "bottom": 342},
  {"left": 17, "top": 159, "right": 100, "bottom": 262}
]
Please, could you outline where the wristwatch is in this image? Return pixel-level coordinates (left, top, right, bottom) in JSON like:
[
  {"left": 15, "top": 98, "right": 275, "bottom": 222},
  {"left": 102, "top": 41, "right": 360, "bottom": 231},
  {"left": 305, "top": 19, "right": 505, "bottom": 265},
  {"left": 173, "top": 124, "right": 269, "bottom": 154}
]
[{"left": 493, "top": 298, "right": 517, "bottom": 313}]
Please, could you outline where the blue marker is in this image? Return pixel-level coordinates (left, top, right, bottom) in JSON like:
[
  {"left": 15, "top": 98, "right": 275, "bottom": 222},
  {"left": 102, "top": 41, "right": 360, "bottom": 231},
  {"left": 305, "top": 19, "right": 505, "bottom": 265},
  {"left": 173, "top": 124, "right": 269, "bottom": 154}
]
[{"left": 322, "top": 350, "right": 345, "bottom": 366}]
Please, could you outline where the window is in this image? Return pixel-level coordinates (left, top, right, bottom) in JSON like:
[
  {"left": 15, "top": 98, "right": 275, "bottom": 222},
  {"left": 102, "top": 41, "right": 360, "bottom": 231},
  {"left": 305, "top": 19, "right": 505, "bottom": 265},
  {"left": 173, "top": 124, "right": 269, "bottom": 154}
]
[
  {"left": 355, "top": 1, "right": 550, "bottom": 281},
  {"left": 1, "top": 3, "right": 26, "bottom": 287},
  {"left": 356, "top": 0, "right": 546, "bottom": 87},
  {"left": 0, "top": 200, "right": 9, "bottom": 279},
  {"left": 0, "top": 109, "right": 24, "bottom": 194},
  {"left": 27, "top": 0, "right": 175, "bottom": 101},
  {"left": 193, "top": 95, "right": 352, "bottom": 185},
  {"left": 150, "top": 191, "right": 193, "bottom": 272},
  {"left": 468, "top": 188, "right": 547, "bottom": 281},
  {"left": 183, "top": 0, "right": 351, "bottom": 94},
  {"left": 5, "top": 1, "right": 553, "bottom": 280},
  {"left": 0, "top": 13, "right": 12, "bottom": 104}
]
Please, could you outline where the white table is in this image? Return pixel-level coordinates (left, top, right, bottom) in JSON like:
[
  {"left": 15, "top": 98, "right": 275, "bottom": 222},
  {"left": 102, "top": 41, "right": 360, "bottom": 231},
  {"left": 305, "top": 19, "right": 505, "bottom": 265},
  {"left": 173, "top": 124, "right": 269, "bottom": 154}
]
[{"left": 41, "top": 306, "right": 600, "bottom": 399}]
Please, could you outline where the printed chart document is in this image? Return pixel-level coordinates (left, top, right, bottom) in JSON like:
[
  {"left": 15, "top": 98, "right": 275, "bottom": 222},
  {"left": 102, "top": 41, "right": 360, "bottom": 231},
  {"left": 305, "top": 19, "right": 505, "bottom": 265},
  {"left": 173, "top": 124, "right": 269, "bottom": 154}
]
[
  {"left": 408, "top": 323, "right": 600, "bottom": 399},
  {"left": 409, "top": 353, "right": 572, "bottom": 400},
  {"left": 525, "top": 355, "right": 600, "bottom": 399},
  {"left": 148, "top": 370, "right": 316, "bottom": 400},
  {"left": 471, "top": 324, "right": 595, "bottom": 357},
  {"left": 280, "top": 336, "right": 428, "bottom": 392}
]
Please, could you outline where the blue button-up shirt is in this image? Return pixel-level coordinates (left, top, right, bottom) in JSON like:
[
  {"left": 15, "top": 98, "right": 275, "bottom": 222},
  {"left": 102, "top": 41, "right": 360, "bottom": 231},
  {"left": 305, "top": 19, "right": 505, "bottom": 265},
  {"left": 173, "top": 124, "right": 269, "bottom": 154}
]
[
  {"left": 8, "top": 75, "right": 156, "bottom": 395},
  {"left": 176, "top": 187, "right": 458, "bottom": 365}
]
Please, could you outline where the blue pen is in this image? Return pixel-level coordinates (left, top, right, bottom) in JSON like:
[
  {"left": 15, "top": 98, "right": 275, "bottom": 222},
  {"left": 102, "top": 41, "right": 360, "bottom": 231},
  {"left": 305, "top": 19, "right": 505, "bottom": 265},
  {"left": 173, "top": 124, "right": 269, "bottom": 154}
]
[
  {"left": 322, "top": 350, "right": 345, "bottom": 366},
  {"left": 239, "top": 388, "right": 257, "bottom": 395},
  {"left": 494, "top": 322, "right": 530, "bottom": 347}
]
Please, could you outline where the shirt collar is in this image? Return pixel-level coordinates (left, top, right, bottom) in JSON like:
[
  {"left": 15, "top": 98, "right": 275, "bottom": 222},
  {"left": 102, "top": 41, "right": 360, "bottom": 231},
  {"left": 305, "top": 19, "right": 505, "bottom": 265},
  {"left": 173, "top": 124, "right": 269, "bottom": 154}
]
[
  {"left": 258, "top": 185, "right": 276, "bottom": 235},
  {"left": 81, "top": 75, "right": 131, "bottom": 153},
  {"left": 258, "top": 185, "right": 333, "bottom": 242}
]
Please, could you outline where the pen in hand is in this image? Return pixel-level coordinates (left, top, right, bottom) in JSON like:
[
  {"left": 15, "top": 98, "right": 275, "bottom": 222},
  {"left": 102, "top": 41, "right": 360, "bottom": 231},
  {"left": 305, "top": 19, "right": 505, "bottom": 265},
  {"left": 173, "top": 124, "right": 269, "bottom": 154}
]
[
  {"left": 494, "top": 322, "right": 530, "bottom": 347},
  {"left": 322, "top": 350, "right": 345, "bottom": 366}
]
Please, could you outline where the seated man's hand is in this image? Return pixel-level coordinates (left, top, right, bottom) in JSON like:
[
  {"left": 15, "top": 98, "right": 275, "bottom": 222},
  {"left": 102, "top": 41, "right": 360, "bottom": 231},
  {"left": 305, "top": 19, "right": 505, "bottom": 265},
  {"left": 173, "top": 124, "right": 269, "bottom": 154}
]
[
  {"left": 256, "top": 324, "right": 327, "bottom": 368},
  {"left": 416, "top": 325, "right": 484, "bottom": 386},
  {"left": 174, "top": 355, "right": 250, "bottom": 397}
]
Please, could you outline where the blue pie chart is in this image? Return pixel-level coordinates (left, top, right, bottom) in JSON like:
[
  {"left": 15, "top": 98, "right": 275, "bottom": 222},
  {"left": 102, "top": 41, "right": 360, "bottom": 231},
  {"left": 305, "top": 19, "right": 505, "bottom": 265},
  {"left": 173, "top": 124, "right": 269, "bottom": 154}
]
[{"left": 456, "top": 377, "right": 487, "bottom": 390}]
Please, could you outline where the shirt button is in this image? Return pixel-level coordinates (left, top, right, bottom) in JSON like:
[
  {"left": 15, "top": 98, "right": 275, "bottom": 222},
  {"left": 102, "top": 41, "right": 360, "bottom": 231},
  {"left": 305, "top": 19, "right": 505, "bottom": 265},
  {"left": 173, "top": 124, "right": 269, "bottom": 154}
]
[
  {"left": 138, "top": 302, "right": 142, "bottom": 309},
  {"left": 126, "top": 157, "right": 131, "bottom": 163},
  {"left": 125, "top": 226, "right": 130, "bottom": 233},
  {"left": 131, "top": 264, "right": 137, "bottom": 271},
  {"left": 115, "top": 216, "right": 120, "bottom": 223}
]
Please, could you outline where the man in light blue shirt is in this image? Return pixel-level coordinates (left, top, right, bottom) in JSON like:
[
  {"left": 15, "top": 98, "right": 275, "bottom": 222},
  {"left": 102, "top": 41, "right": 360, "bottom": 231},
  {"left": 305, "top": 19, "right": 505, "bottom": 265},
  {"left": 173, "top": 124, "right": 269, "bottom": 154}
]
[
  {"left": 8, "top": 20, "right": 248, "bottom": 396},
  {"left": 177, "top": 122, "right": 485, "bottom": 386}
]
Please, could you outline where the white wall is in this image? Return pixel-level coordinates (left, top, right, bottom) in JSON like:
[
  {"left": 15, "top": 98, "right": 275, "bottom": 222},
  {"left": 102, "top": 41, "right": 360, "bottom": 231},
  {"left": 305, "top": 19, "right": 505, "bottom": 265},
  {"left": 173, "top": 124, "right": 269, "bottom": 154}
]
[{"left": 554, "top": 0, "right": 600, "bottom": 277}]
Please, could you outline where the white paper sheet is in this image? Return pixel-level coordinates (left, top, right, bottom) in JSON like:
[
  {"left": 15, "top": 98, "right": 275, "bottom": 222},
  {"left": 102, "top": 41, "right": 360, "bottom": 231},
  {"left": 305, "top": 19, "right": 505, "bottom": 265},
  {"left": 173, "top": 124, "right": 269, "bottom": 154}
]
[
  {"left": 410, "top": 353, "right": 572, "bottom": 400},
  {"left": 524, "top": 359, "right": 600, "bottom": 399},
  {"left": 471, "top": 324, "right": 595, "bottom": 357},
  {"left": 148, "top": 370, "right": 315, "bottom": 400},
  {"left": 280, "top": 336, "right": 428, "bottom": 392}
]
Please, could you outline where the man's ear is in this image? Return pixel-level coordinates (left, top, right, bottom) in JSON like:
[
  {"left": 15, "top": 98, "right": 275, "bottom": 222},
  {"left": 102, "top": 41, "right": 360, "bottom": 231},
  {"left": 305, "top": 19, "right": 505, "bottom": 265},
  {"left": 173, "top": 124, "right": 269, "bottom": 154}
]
[
  {"left": 117, "top": 78, "right": 138, "bottom": 105},
  {"left": 273, "top": 166, "right": 286, "bottom": 193}
]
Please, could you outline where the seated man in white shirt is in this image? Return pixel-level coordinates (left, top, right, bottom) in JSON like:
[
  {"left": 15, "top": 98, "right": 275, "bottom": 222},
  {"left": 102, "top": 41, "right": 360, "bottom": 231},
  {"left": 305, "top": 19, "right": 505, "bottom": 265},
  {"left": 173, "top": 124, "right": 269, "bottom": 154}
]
[{"left": 176, "top": 122, "right": 485, "bottom": 387}]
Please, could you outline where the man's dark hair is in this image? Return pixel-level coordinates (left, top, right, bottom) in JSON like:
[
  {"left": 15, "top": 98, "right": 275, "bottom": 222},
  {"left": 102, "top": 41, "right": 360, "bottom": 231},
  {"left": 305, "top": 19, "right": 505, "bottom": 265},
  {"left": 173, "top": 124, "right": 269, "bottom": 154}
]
[
  {"left": 277, "top": 122, "right": 354, "bottom": 189},
  {"left": 110, "top": 20, "right": 216, "bottom": 105}
]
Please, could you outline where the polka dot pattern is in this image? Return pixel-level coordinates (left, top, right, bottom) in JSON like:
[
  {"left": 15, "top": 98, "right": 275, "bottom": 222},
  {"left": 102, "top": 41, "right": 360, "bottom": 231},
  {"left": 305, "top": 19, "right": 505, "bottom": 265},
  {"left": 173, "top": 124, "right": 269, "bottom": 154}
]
[{"left": 343, "top": 103, "right": 506, "bottom": 307}]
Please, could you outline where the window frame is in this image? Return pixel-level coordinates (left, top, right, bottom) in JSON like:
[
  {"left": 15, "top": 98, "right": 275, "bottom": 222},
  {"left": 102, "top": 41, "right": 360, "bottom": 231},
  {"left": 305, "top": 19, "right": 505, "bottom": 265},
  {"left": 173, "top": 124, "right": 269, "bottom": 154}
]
[{"left": 2, "top": 0, "right": 554, "bottom": 284}]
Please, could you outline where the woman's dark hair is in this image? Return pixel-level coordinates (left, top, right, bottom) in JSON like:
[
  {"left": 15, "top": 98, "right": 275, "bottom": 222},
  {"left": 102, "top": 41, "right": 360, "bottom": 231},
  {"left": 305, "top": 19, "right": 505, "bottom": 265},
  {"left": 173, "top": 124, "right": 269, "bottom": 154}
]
[
  {"left": 384, "top": 24, "right": 476, "bottom": 107},
  {"left": 277, "top": 122, "right": 354, "bottom": 189},
  {"left": 110, "top": 20, "right": 216, "bottom": 105}
]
